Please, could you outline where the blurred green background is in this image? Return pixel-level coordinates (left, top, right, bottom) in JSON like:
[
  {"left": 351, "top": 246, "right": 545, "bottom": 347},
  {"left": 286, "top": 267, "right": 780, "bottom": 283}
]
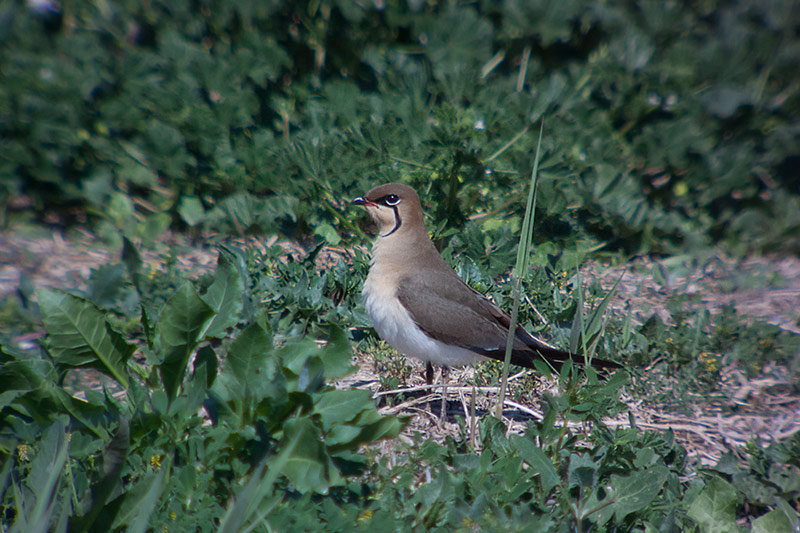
[{"left": 1, "top": 0, "right": 798, "bottom": 255}]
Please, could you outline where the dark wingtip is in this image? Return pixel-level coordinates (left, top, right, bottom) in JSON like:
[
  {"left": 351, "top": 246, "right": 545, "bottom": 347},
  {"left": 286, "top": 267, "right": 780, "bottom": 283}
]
[
  {"left": 477, "top": 345, "right": 624, "bottom": 374},
  {"left": 591, "top": 358, "right": 624, "bottom": 371}
]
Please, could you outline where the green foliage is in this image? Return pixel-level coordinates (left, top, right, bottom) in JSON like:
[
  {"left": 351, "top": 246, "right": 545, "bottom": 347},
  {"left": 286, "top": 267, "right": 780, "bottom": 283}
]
[
  {"left": 345, "top": 416, "right": 691, "bottom": 531},
  {"left": 0, "top": 249, "right": 406, "bottom": 530},
  {"left": 2, "top": 2, "right": 800, "bottom": 528},
  {"left": 2, "top": 0, "right": 799, "bottom": 253},
  {"left": 696, "top": 435, "right": 800, "bottom": 532},
  {"left": 38, "top": 289, "right": 135, "bottom": 389},
  {"left": 1, "top": 239, "right": 798, "bottom": 530},
  {"left": 688, "top": 445, "right": 800, "bottom": 533},
  {"left": 246, "top": 242, "right": 370, "bottom": 336},
  {"left": 627, "top": 299, "right": 800, "bottom": 405}
]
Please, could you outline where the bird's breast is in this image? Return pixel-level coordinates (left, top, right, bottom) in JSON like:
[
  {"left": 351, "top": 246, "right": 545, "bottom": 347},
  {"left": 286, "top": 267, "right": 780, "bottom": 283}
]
[
  {"left": 362, "top": 266, "right": 409, "bottom": 345},
  {"left": 362, "top": 266, "right": 483, "bottom": 367}
]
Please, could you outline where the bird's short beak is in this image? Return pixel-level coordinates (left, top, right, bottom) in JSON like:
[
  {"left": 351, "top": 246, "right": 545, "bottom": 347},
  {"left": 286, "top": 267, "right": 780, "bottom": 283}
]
[{"left": 351, "top": 196, "right": 370, "bottom": 206}]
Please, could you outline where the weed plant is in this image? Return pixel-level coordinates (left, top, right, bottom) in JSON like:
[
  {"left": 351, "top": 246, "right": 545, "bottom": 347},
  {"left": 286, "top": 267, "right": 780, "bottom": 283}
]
[
  {"left": 1, "top": 1, "right": 799, "bottom": 530},
  {"left": 2, "top": 0, "right": 799, "bottom": 254},
  {"left": 1, "top": 236, "right": 798, "bottom": 530}
]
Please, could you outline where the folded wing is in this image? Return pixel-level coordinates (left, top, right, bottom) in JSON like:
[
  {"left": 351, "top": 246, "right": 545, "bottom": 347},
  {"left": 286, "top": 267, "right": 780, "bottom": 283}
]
[{"left": 395, "top": 269, "right": 623, "bottom": 372}]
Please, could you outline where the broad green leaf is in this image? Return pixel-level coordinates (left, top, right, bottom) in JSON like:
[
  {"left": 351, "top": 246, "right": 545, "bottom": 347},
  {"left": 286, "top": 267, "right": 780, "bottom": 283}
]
[
  {"left": 0, "top": 358, "right": 51, "bottom": 391},
  {"left": 568, "top": 453, "right": 597, "bottom": 491},
  {"left": 0, "top": 354, "right": 107, "bottom": 437},
  {"left": 228, "top": 322, "right": 273, "bottom": 387},
  {"left": 325, "top": 425, "right": 361, "bottom": 447},
  {"left": 510, "top": 435, "right": 559, "bottom": 494},
  {"left": 219, "top": 244, "right": 256, "bottom": 323},
  {"left": 314, "top": 222, "right": 342, "bottom": 245},
  {"left": 612, "top": 464, "right": 669, "bottom": 521},
  {"left": 38, "top": 289, "right": 133, "bottom": 388},
  {"left": 313, "top": 389, "right": 371, "bottom": 431},
  {"left": 194, "top": 345, "right": 218, "bottom": 389},
  {"left": 177, "top": 195, "right": 206, "bottom": 226},
  {"left": 752, "top": 509, "right": 794, "bottom": 533},
  {"left": 280, "top": 338, "right": 323, "bottom": 376},
  {"left": 154, "top": 283, "right": 215, "bottom": 401},
  {"left": 413, "top": 469, "right": 453, "bottom": 519},
  {"left": 48, "top": 386, "right": 108, "bottom": 439},
  {"left": 201, "top": 251, "right": 244, "bottom": 338},
  {"left": 85, "top": 263, "right": 128, "bottom": 309},
  {"left": 320, "top": 326, "right": 354, "bottom": 379},
  {"left": 0, "top": 390, "right": 24, "bottom": 411},
  {"left": 274, "top": 417, "right": 342, "bottom": 494},
  {"left": 23, "top": 417, "right": 70, "bottom": 532},
  {"left": 348, "top": 416, "right": 408, "bottom": 448},
  {"left": 687, "top": 477, "right": 741, "bottom": 533},
  {"left": 139, "top": 212, "right": 171, "bottom": 246}
]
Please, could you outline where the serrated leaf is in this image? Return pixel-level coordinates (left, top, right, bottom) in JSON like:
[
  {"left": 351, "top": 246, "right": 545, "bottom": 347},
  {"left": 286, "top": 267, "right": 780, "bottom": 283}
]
[
  {"left": 38, "top": 289, "right": 133, "bottom": 388},
  {"left": 687, "top": 477, "right": 741, "bottom": 533},
  {"left": 612, "top": 464, "right": 669, "bottom": 521},
  {"left": 154, "top": 283, "right": 215, "bottom": 401},
  {"left": 201, "top": 252, "right": 244, "bottom": 339},
  {"left": 511, "top": 435, "right": 559, "bottom": 493}
]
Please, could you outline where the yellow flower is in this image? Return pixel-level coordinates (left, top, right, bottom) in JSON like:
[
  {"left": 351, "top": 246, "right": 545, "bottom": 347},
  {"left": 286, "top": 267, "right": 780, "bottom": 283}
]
[
  {"left": 698, "top": 352, "right": 719, "bottom": 372},
  {"left": 17, "top": 444, "right": 29, "bottom": 462}
]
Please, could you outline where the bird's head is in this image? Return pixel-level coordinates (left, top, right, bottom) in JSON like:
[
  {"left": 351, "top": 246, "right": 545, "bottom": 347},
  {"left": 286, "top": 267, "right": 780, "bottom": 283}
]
[{"left": 352, "top": 182, "right": 424, "bottom": 238}]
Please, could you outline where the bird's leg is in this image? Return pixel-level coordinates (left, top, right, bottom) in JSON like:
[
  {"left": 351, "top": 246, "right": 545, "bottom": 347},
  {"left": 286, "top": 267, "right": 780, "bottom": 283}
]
[
  {"left": 439, "top": 365, "right": 449, "bottom": 422},
  {"left": 425, "top": 362, "right": 435, "bottom": 416}
]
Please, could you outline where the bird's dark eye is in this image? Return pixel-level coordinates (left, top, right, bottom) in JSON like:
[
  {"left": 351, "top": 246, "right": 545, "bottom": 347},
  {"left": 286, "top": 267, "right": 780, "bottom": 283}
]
[{"left": 383, "top": 194, "right": 400, "bottom": 206}]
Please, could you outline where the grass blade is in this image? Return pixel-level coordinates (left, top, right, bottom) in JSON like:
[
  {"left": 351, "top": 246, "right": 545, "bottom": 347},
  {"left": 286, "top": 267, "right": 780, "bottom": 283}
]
[{"left": 496, "top": 121, "right": 544, "bottom": 418}]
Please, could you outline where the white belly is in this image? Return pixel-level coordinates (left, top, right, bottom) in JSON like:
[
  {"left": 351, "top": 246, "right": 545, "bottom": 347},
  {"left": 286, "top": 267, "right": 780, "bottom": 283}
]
[{"left": 362, "top": 268, "right": 482, "bottom": 367}]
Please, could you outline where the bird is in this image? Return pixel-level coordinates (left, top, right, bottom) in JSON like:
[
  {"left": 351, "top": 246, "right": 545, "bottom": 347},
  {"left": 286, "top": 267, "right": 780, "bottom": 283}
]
[{"left": 351, "top": 182, "right": 623, "bottom": 381}]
